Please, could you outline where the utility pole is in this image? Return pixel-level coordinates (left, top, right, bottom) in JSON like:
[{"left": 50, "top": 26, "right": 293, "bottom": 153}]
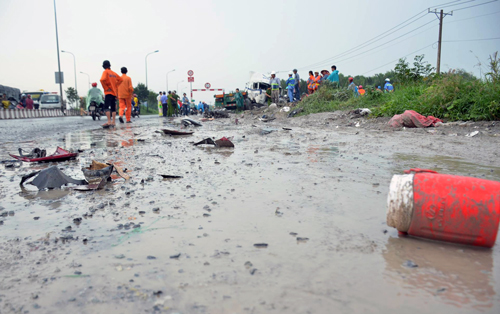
[{"left": 429, "top": 8, "right": 452, "bottom": 74}]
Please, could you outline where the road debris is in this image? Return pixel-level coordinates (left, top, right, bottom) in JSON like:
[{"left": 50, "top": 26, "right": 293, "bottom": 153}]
[
  {"left": 9, "top": 147, "right": 78, "bottom": 163},
  {"left": 388, "top": 110, "right": 443, "bottom": 128},
  {"left": 20, "top": 166, "right": 87, "bottom": 190},
  {"left": 159, "top": 129, "right": 194, "bottom": 135},
  {"left": 387, "top": 168, "right": 500, "bottom": 247},
  {"left": 465, "top": 131, "right": 479, "bottom": 137}
]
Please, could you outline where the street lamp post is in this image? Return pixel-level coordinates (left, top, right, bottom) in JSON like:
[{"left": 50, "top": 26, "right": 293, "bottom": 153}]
[
  {"left": 176, "top": 80, "right": 184, "bottom": 92},
  {"left": 145, "top": 50, "right": 159, "bottom": 90},
  {"left": 61, "top": 50, "right": 77, "bottom": 94},
  {"left": 166, "top": 69, "right": 175, "bottom": 92},
  {"left": 80, "top": 71, "right": 90, "bottom": 89},
  {"left": 53, "top": 0, "right": 64, "bottom": 112}
]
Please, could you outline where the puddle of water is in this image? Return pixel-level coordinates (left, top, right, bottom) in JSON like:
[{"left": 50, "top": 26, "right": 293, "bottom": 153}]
[{"left": 393, "top": 153, "right": 500, "bottom": 181}]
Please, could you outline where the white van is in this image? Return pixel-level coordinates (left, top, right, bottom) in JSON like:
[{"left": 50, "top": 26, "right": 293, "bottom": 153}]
[{"left": 40, "top": 94, "right": 65, "bottom": 109}]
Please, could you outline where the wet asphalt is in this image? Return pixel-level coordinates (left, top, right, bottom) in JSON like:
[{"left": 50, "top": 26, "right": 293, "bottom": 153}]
[{"left": 0, "top": 112, "right": 499, "bottom": 314}]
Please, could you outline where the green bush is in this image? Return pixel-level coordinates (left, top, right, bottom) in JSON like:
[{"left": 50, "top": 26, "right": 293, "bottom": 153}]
[{"left": 296, "top": 52, "right": 500, "bottom": 121}]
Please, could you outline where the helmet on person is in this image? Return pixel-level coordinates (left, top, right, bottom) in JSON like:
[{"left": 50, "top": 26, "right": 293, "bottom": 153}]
[
  {"left": 271, "top": 71, "right": 276, "bottom": 75},
  {"left": 92, "top": 82, "right": 97, "bottom": 87},
  {"left": 288, "top": 71, "right": 293, "bottom": 75},
  {"left": 21, "top": 93, "right": 26, "bottom": 97},
  {"left": 359, "top": 85, "right": 363, "bottom": 89},
  {"left": 385, "top": 78, "right": 390, "bottom": 82},
  {"left": 134, "top": 94, "right": 137, "bottom": 97},
  {"left": 348, "top": 77, "right": 353, "bottom": 82}
]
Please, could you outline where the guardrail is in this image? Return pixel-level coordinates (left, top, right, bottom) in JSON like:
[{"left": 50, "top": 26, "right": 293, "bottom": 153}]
[{"left": 0, "top": 108, "right": 80, "bottom": 119}]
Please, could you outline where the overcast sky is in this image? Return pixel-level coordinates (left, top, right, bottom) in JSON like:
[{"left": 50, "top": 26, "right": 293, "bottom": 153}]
[{"left": 1, "top": 0, "right": 499, "bottom": 104}]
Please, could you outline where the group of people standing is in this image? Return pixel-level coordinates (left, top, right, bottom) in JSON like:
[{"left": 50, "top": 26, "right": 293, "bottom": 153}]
[
  {"left": 347, "top": 77, "right": 394, "bottom": 97},
  {"left": 268, "top": 67, "right": 340, "bottom": 104},
  {"left": 97, "top": 60, "right": 137, "bottom": 128},
  {"left": 269, "top": 69, "right": 302, "bottom": 104},
  {"left": 271, "top": 65, "right": 395, "bottom": 101},
  {"left": 157, "top": 91, "right": 191, "bottom": 117},
  {"left": 306, "top": 65, "right": 340, "bottom": 94}
]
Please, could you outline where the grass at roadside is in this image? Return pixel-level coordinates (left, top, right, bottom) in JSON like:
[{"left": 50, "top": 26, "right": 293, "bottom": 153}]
[{"left": 296, "top": 72, "right": 500, "bottom": 121}]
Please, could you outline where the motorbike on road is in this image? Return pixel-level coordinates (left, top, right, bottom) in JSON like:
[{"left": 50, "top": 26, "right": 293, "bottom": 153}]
[
  {"left": 88, "top": 101, "right": 104, "bottom": 120},
  {"left": 131, "top": 106, "right": 140, "bottom": 118}
]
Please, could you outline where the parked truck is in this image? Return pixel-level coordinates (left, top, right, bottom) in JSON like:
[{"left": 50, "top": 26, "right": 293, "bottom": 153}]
[{"left": 214, "top": 91, "right": 248, "bottom": 110}]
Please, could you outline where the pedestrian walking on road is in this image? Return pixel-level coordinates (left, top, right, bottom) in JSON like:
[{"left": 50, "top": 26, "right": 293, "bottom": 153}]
[
  {"left": 269, "top": 71, "right": 280, "bottom": 105},
  {"left": 307, "top": 71, "right": 315, "bottom": 94},
  {"left": 182, "top": 93, "right": 190, "bottom": 116},
  {"left": 293, "top": 69, "right": 300, "bottom": 101},
  {"left": 118, "top": 67, "right": 134, "bottom": 123},
  {"left": 100, "top": 60, "right": 123, "bottom": 128},
  {"left": 286, "top": 72, "right": 296, "bottom": 103},
  {"left": 235, "top": 88, "right": 244, "bottom": 110}
]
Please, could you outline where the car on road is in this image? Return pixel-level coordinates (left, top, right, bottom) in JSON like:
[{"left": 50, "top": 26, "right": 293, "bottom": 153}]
[{"left": 39, "top": 94, "right": 64, "bottom": 109}]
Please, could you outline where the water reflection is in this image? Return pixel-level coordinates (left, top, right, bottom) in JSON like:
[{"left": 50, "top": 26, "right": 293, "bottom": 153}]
[
  {"left": 306, "top": 145, "right": 339, "bottom": 163},
  {"left": 392, "top": 153, "right": 500, "bottom": 181},
  {"left": 383, "top": 236, "right": 495, "bottom": 311}
]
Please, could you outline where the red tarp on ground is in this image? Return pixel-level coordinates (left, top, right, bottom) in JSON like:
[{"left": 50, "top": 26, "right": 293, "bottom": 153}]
[{"left": 388, "top": 110, "right": 443, "bottom": 128}]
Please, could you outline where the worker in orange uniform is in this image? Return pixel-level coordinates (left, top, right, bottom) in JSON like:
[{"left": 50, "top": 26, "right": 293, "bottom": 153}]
[
  {"left": 358, "top": 85, "right": 366, "bottom": 96},
  {"left": 307, "top": 71, "right": 315, "bottom": 94},
  {"left": 118, "top": 67, "right": 134, "bottom": 123},
  {"left": 100, "top": 60, "right": 123, "bottom": 128},
  {"left": 313, "top": 71, "right": 321, "bottom": 92}
]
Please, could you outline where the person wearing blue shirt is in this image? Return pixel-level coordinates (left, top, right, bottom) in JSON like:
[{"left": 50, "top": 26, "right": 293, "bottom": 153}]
[
  {"left": 286, "top": 72, "right": 296, "bottom": 103},
  {"left": 293, "top": 69, "right": 300, "bottom": 101},
  {"left": 197, "top": 101, "right": 204, "bottom": 113},
  {"left": 384, "top": 78, "right": 394, "bottom": 93},
  {"left": 328, "top": 65, "right": 340, "bottom": 87},
  {"left": 160, "top": 92, "right": 168, "bottom": 117}
]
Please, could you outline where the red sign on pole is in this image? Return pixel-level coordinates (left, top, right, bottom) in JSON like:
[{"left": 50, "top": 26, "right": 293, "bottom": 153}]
[
  {"left": 204, "top": 82, "right": 211, "bottom": 89},
  {"left": 187, "top": 70, "right": 194, "bottom": 77},
  {"left": 188, "top": 77, "right": 194, "bottom": 83}
]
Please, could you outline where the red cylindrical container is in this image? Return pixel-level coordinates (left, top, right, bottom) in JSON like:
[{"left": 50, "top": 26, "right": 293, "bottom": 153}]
[{"left": 387, "top": 169, "right": 500, "bottom": 248}]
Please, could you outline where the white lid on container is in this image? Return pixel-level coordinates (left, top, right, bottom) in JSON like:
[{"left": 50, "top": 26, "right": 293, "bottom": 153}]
[{"left": 386, "top": 174, "right": 414, "bottom": 232}]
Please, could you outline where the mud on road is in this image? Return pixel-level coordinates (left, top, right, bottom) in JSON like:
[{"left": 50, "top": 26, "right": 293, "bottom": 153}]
[{"left": 0, "top": 112, "right": 499, "bottom": 314}]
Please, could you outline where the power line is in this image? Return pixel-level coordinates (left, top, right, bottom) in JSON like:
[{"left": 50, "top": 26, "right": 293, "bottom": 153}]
[
  {"left": 311, "top": 19, "right": 438, "bottom": 70},
  {"left": 362, "top": 42, "right": 436, "bottom": 75},
  {"left": 299, "top": 14, "right": 430, "bottom": 70},
  {"left": 431, "top": 0, "right": 477, "bottom": 10},
  {"left": 298, "top": 0, "right": 466, "bottom": 71},
  {"left": 446, "top": 10, "right": 500, "bottom": 23},
  {"left": 337, "top": 23, "right": 438, "bottom": 66},
  {"left": 443, "top": 37, "right": 500, "bottom": 42},
  {"left": 452, "top": 0, "right": 498, "bottom": 11}
]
